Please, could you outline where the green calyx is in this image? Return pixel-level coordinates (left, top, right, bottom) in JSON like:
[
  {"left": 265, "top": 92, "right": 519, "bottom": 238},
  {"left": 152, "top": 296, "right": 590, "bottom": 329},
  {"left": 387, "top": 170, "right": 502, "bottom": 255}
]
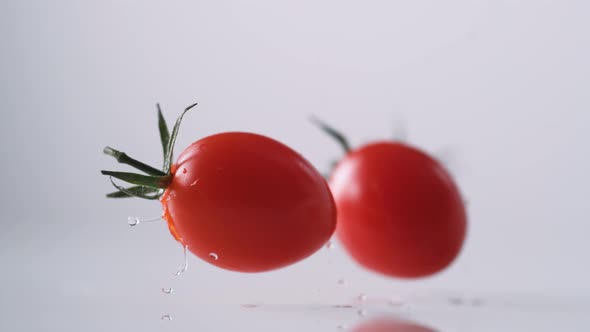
[
  {"left": 101, "top": 102, "right": 198, "bottom": 199},
  {"left": 310, "top": 116, "right": 352, "bottom": 179}
]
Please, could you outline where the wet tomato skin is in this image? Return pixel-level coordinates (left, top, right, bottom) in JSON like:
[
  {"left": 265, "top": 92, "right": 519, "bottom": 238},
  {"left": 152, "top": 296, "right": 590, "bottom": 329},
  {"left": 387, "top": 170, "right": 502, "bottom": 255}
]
[
  {"left": 162, "top": 132, "right": 337, "bottom": 273},
  {"left": 330, "top": 141, "right": 466, "bottom": 278}
]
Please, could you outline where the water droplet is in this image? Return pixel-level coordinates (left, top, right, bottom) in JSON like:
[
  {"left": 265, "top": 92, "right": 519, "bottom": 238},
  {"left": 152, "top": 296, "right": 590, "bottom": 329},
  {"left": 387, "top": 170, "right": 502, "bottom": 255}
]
[
  {"left": 241, "top": 304, "right": 259, "bottom": 309},
  {"left": 127, "top": 216, "right": 162, "bottom": 226},
  {"left": 161, "top": 288, "right": 173, "bottom": 294},
  {"left": 208, "top": 252, "right": 219, "bottom": 260},
  {"left": 182, "top": 168, "right": 187, "bottom": 174},
  {"left": 326, "top": 241, "right": 335, "bottom": 249},
  {"left": 161, "top": 315, "right": 173, "bottom": 321},
  {"left": 173, "top": 245, "right": 189, "bottom": 277},
  {"left": 357, "top": 309, "right": 367, "bottom": 317},
  {"left": 127, "top": 216, "right": 140, "bottom": 226},
  {"left": 337, "top": 279, "right": 345, "bottom": 285},
  {"left": 358, "top": 293, "right": 367, "bottom": 301}
]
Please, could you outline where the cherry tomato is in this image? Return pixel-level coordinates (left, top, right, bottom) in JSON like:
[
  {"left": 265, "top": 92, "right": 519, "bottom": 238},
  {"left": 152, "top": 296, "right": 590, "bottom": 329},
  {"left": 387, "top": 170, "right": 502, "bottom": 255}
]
[
  {"left": 162, "top": 132, "right": 336, "bottom": 272},
  {"left": 313, "top": 118, "right": 466, "bottom": 278},
  {"left": 102, "top": 105, "right": 336, "bottom": 273},
  {"left": 330, "top": 141, "right": 467, "bottom": 278}
]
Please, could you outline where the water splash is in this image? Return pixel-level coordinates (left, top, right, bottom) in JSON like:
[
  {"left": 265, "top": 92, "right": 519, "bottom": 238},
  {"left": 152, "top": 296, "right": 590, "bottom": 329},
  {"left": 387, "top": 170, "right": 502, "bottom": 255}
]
[{"left": 173, "top": 245, "right": 189, "bottom": 277}]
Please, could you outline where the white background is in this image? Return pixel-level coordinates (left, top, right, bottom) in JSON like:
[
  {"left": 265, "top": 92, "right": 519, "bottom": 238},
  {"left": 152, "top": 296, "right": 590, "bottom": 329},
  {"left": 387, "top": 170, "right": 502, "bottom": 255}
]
[{"left": 1, "top": 1, "right": 589, "bottom": 331}]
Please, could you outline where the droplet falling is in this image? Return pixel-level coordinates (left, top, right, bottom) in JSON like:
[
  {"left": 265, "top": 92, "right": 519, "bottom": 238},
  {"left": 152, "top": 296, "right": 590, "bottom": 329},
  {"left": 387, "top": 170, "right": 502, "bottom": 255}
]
[
  {"left": 208, "top": 252, "right": 219, "bottom": 261},
  {"left": 161, "top": 288, "right": 173, "bottom": 294},
  {"left": 161, "top": 315, "right": 173, "bottom": 321},
  {"left": 173, "top": 245, "right": 189, "bottom": 277},
  {"left": 127, "top": 216, "right": 162, "bottom": 226}
]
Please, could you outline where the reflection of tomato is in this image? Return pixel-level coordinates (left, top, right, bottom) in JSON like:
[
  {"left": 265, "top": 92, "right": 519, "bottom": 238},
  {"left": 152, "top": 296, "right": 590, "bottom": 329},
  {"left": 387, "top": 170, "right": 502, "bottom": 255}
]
[
  {"left": 163, "top": 132, "right": 337, "bottom": 272},
  {"left": 313, "top": 118, "right": 466, "bottom": 278},
  {"left": 353, "top": 317, "right": 435, "bottom": 332},
  {"left": 102, "top": 106, "right": 336, "bottom": 273}
]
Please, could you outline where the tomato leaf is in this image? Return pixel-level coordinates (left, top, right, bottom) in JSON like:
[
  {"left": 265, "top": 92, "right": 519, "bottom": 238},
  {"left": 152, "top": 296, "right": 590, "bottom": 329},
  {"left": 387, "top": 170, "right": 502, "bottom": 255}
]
[
  {"left": 100, "top": 170, "right": 171, "bottom": 188},
  {"left": 157, "top": 103, "right": 170, "bottom": 164},
  {"left": 163, "top": 102, "right": 198, "bottom": 173},
  {"left": 106, "top": 181, "right": 162, "bottom": 200},
  {"left": 103, "top": 146, "right": 167, "bottom": 176},
  {"left": 310, "top": 116, "right": 351, "bottom": 153}
]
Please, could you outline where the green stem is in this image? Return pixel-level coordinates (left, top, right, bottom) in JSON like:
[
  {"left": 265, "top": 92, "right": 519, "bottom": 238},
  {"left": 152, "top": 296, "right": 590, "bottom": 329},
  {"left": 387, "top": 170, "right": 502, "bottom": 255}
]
[
  {"left": 100, "top": 170, "right": 171, "bottom": 188},
  {"left": 310, "top": 116, "right": 351, "bottom": 153},
  {"left": 103, "top": 146, "right": 167, "bottom": 176}
]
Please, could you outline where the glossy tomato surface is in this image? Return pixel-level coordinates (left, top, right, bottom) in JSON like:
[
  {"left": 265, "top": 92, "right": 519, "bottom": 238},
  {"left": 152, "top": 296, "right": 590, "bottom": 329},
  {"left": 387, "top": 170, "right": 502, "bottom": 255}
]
[
  {"left": 161, "top": 132, "right": 336, "bottom": 273},
  {"left": 330, "top": 141, "right": 466, "bottom": 278}
]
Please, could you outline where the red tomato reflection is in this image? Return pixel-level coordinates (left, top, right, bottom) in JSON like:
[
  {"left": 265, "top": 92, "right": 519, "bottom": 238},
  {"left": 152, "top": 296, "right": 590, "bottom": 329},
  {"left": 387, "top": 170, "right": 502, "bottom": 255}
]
[{"left": 352, "top": 317, "right": 436, "bottom": 332}]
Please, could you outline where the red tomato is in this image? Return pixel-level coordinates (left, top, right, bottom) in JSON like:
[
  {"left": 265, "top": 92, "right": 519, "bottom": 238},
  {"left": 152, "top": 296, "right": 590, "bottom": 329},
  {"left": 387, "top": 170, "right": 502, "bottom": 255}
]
[
  {"left": 102, "top": 105, "right": 336, "bottom": 273},
  {"left": 352, "top": 317, "right": 435, "bottom": 332},
  {"left": 161, "top": 132, "right": 336, "bottom": 272},
  {"left": 330, "top": 141, "right": 467, "bottom": 278}
]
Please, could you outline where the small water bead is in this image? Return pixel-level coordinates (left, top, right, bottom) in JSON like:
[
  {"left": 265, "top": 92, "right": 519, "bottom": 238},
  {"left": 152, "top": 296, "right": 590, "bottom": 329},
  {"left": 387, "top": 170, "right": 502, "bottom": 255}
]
[
  {"left": 161, "top": 315, "right": 173, "bottom": 321},
  {"left": 173, "top": 245, "right": 189, "bottom": 277},
  {"left": 161, "top": 288, "right": 173, "bottom": 294},
  {"left": 127, "top": 216, "right": 162, "bottom": 226},
  {"left": 358, "top": 294, "right": 367, "bottom": 301},
  {"left": 127, "top": 216, "right": 140, "bottom": 226},
  {"left": 357, "top": 309, "right": 367, "bottom": 317},
  {"left": 326, "top": 241, "right": 335, "bottom": 249},
  {"left": 208, "top": 252, "right": 219, "bottom": 261},
  {"left": 182, "top": 168, "right": 187, "bottom": 174}
]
